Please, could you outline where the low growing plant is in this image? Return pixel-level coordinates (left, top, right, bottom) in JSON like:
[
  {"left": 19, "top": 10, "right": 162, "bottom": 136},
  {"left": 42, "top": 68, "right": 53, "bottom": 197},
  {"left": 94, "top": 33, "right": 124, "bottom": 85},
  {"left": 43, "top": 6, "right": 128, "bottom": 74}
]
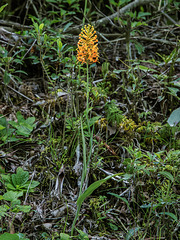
[
  {"left": 0, "top": 112, "right": 36, "bottom": 145},
  {"left": 0, "top": 167, "right": 39, "bottom": 238},
  {"left": 0, "top": 167, "right": 39, "bottom": 193}
]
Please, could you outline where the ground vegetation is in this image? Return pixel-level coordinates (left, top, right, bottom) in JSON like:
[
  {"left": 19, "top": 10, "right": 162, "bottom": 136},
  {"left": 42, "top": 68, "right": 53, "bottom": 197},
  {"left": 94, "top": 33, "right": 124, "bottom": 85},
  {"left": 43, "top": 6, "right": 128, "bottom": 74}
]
[{"left": 0, "top": 0, "right": 180, "bottom": 239}]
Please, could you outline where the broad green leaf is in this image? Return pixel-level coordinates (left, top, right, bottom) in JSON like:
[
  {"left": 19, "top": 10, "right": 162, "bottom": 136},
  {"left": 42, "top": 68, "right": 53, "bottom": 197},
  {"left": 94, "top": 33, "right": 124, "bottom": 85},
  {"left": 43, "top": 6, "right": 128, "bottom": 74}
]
[
  {"left": 16, "top": 111, "right": 25, "bottom": 123},
  {"left": 25, "top": 117, "right": 35, "bottom": 126},
  {"left": 72, "top": 173, "right": 122, "bottom": 235},
  {"left": 0, "top": 233, "right": 19, "bottom": 240},
  {"left": 3, "top": 136, "right": 19, "bottom": 143},
  {"left": 0, "top": 115, "right": 7, "bottom": 128},
  {"left": 11, "top": 199, "right": 21, "bottom": 206},
  {"left": 0, "top": 125, "right": 5, "bottom": 130},
  {"left": 15, "top": 124, "right": 33, "bottom": 136},
  {"left": 6, "top": 183, "right": 16, "bottom": 191},
  {"left": 159, "top": 212, "right": 178, "bottom": 222},
  {"left": 76, "top": 228, "right": 89, "bottom": 239},
  {"left": 9, "top": 113, "right": 36, "bottom": 137},
  {"left": 8, "top": 121, "right": 19, "bottom": 129},
  {"left": 123, "top": 173, "right": 133, "bottom": 180},
  {"left": 3, "top": 191, "right": 23, "bottom": 201},
  {"left": 12, "top": 167, "right": 29, "bottom": 188},
  {"left": 0, "top": 174, "right": 11, "bottom": 184},
  {"left": 167, "top": 107, "right": 180, "bottom": 126},
  {"left": 60, "top": 233, "right": 70, "bottom": 240},
  {"left": 77, "top": 174, "right": 120, "bottom": 207},
  {"left": 16, "top": 205, "right": 31, "bottom": 213},
  {"left": 159, "top": 171, "right": 174, "bottom": 182},
  {"left": 23, "top": 181, "right": 40, "bottom": 191},
  {"left": 29, "top": 180, "right": 40, "bottom": 189},
  {"left": 0, "top": 205, "right": 9, "bottom": 219}
]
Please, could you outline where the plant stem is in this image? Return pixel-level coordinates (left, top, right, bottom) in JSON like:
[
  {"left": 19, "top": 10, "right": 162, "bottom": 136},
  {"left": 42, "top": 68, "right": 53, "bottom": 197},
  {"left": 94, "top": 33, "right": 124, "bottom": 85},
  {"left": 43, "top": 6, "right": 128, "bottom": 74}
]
[
  {"left": 83, "top": 0, "right": 87, "bottom": 26},
  {"left": 86, "top": 62, "right": 90, "bottom": 131}
]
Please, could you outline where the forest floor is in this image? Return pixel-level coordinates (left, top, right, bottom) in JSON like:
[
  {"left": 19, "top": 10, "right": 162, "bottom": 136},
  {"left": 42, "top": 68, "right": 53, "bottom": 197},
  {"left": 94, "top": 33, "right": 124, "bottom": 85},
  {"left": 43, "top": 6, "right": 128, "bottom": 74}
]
[{"left": 0, "top": 1, "right": 180, "bottom": 240}]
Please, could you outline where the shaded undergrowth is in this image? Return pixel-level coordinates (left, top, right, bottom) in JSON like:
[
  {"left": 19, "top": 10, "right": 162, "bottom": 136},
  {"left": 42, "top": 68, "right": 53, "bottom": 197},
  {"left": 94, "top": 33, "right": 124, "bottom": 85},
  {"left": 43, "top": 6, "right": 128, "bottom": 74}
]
[{"left": 0, "top": 1, "right": 180, "bottom": 239}]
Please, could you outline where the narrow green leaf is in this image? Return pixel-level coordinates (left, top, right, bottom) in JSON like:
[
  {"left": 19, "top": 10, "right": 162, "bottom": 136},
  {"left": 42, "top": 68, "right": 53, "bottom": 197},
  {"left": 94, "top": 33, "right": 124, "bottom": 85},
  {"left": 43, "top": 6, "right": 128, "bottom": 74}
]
[
  {"left": 63, "top": 22, "right": 73, "bottom": 32},
  {"left": 15, "top": 70, "right": 28, "bottom": 75},
  {"left": 134, "top": 65, "right": 156, "bottom": 72},
  {"left": 3, "top": 71, "right": 11, "bottom": 85},
  {"left": 108, "top": 193, "right": 130, "bottom": 209},
  {"left": 159, "top": 212, "right": 178, "bottom": 222},
  {"left": 159, "top": 171, "right": 174, "bottom": 182},
  {"left": 0, "top": 3, "right": 8, "bottom": 13},
  {"left": 77, "top": 174, "right": 120, "bottom": 207}
]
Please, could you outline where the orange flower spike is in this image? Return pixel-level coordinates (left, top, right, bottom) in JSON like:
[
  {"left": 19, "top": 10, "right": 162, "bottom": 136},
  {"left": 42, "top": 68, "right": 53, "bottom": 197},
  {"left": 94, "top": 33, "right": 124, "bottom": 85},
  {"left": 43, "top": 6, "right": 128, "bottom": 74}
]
[{"left": 77, "top": 24, "right": 99, "bottom": 64}]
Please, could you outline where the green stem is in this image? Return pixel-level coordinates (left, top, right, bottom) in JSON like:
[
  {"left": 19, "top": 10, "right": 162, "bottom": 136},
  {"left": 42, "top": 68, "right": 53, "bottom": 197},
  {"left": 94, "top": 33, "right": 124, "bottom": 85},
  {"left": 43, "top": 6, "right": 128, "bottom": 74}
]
[
  {"left": 83, "top": 0, "right": 88, "bottom": 26},
  {"left": 71, "top": 205, "right": 81, "bottom": 236},
  {"left": 71, "top": 63, "right": 91, "bottom": 236},
  {"left": 86, "top": 63, "right": 90, "bottom": 131}
]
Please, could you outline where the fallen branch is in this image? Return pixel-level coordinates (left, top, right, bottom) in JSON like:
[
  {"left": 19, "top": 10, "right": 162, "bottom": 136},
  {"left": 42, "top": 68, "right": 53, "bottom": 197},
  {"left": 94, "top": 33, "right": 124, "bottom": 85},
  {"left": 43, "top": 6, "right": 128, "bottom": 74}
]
[
  {"left": 105, "top": 36, "right": 178, "bottom": 46},
  {"left": 94, "top": 0, "right": 157, "bottom": 27},
  {"left": 0, "top": 20, "right": 31, "bottom": 30},
  {"left": 66, "top": 0, "right": 157, "bottom": 34},
  {"left": 0, "top": 81, "right": 34, "bottom": 103}
]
